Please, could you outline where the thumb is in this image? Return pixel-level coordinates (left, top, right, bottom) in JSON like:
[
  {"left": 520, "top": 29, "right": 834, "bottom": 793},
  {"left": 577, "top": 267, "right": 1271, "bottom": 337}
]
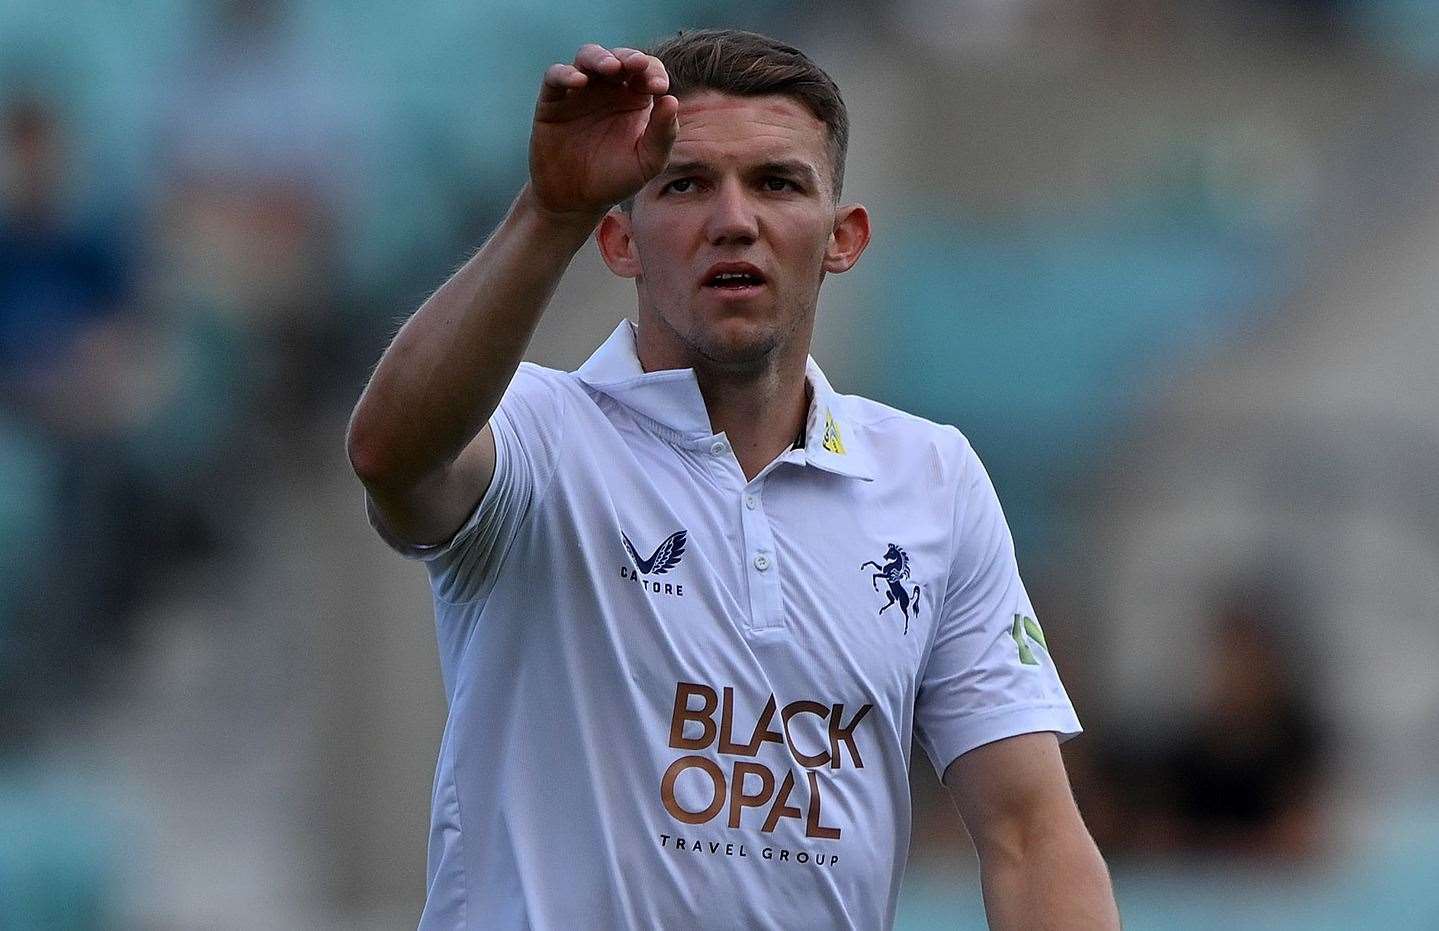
[{"left": 636, "top": 95, "right": 679, "bottom": 175}]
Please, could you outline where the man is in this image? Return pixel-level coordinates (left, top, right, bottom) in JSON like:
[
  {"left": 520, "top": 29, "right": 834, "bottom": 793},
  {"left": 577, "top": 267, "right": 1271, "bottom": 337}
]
[{"left": 348, "top": 28, "right": 1119, "bottom": 930}]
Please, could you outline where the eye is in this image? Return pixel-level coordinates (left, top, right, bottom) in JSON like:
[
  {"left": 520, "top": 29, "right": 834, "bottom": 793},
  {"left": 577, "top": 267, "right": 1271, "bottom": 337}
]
[
  {"left": 763, "top": 177, "right": 797, "bottom": 192},
  {"left": 664, "top": 178, "right": 697, "bottom": 193}
]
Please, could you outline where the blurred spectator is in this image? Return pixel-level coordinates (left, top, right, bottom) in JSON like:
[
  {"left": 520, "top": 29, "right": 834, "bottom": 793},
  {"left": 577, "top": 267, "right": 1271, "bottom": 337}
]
[
  {"left": 1159, "top": 590, "right": 1329, "bottom": 858},
  {"left": 0, "top": 96, "right": 129, "bottom": 393},
  {"left": 156, "top": 0, "right": 363, "bottom": 425},
  {"left": 1096, "top": 583, "right": 1330, "bottom": 862},
  {"left": 0, "top": 92, "right": 228, "bottom": 727},
  {"left": 0, "top": 94, "right": 145, "bottom": 713},
  {"left": 0, "top": 91, "right": 141, "bottom": 928},
  {"left": 1, "top": 1, "right": 367, "bottom": 730}
]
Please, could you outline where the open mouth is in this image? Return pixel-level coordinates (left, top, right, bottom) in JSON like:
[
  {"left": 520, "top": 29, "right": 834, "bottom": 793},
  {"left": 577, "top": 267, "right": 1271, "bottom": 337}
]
[{"left": 703, "top": 269, "right": 767, "bottom": 294}]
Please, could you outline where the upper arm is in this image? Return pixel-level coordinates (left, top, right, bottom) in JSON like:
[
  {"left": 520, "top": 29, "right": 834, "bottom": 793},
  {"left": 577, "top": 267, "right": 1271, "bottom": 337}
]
[
  {"left": 355, "top": 362, "right": 569, "bottom": 557},
  {"left": 942, "top": 731, "right": 1085, "bottom": 858},
  {"left": 912, "top": 437, "right": 1081, "bottom": 777},
  {"left": 356, "top": 364, "right": 570, "bottom": 604},
  {"left": 361, "top": 421, "right": 499, "bottom": 549}
]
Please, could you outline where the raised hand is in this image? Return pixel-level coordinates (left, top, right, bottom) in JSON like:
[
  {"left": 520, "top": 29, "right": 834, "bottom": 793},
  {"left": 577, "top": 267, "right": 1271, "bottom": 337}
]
[{"left": 529, "top": 44, "right": 679, "bottom": 220}]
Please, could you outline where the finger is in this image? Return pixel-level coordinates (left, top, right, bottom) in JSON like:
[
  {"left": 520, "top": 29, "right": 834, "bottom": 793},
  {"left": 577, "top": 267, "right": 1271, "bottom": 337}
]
[
  {"left": 637, "top": 94, "right": 680, "bottom": 173},
  {"left": 538, "top": 62, "right": 587, "bottom": 102},
  {"left": 641, "top": 54, "right": 669, "bottom": 87},
  {"left": 608, "top": 51, "right": 667, "bottom": 95},
  {"left": 630, "top": 54, "right": 669, "bottom": 95},
  {"left": 609, "top": 48, "right": 655, "bottom": 82},
  {"left": 611, "top": 49, "right": 654, "bottom": 76},
  {"left": 573, "top": 43, "right": 623, "bottom": 77}
]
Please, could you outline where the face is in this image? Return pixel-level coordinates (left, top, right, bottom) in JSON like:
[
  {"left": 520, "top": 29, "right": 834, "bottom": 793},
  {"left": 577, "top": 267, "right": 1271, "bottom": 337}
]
[{"left": 598, "top": 91, "right": 869, "bottom": 373}]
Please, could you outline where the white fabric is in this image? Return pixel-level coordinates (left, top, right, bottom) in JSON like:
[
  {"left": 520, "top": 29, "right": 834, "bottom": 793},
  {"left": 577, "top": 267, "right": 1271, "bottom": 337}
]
[{"left": 365, "top": 320, "right": 1081, "bottom": 930}]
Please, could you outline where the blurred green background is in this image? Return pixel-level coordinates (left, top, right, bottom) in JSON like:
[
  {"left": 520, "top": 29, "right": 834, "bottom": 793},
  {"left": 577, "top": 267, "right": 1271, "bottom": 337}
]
[{"left": 3, "top": 1, "right": 1438, "bottom": 928}]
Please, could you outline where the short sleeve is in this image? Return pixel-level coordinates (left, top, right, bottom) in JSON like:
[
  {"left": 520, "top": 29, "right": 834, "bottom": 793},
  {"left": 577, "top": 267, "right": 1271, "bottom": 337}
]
[
  {"left": 364, "top": 363, "right": 568, "bottom": 605},
  {"left": 912, "top": 437, "right": 1082, "bottom": 780}
]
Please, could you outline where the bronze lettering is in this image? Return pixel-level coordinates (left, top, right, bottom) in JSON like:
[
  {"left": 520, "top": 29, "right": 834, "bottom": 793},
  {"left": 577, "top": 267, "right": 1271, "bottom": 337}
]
[
  {"left": 660, "top": 755, "right": 726, "bottom": 825},
  {"left": 761, "top": 770, "right": 804, "bottom": 832},
  {"left": 740, "top": 695, "right": 785, "bottom": 755},
  {"left": 718, "top": 687, "right": 745, "bottom": 754},
  {"left": 727, "top": 761, "right": 776, "bottom": 829},
  {"left": 828, "top": 703, "right": 872, "bottom": 769},
  {"left": 805, "top": 770, "right": 842, "bottom": 839},
  {"left": 780, "top": 700, "right": 831, "bottom": 767},
  {"left": 668, "top": 682, "right": 718, "bottom": 750},
  {"left": 719, "top": 690, "right": 784, "bottom": 755}
]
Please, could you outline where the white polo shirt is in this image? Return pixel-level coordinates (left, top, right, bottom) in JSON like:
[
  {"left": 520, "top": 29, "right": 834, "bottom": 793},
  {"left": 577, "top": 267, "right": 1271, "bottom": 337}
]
[{"left": 366, "top": 320, "right": 1080, "bottom": 930}]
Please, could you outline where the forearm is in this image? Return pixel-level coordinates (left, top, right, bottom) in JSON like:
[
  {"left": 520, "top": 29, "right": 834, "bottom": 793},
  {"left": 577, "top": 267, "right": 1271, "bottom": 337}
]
[
  {"left": 977, "top": 825, "right": 1119, "bottom": 931},
  {"left": 347, "top": 184, "right": 601, "bottom": 485}
]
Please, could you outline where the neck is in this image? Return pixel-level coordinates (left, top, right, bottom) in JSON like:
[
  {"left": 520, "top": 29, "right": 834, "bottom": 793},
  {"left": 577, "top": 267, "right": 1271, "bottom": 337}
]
[
  {"left": 692, "top": 359, "right": 810, "bottom": 482},
  {"left": 635, "top": 322, "right": 811, "bottom": 482}
]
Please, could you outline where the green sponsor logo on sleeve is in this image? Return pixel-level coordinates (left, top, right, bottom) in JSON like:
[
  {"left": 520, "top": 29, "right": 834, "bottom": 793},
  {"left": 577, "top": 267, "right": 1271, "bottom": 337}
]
[{"left": 1011, "top": 614, "right": 1048, "bottom": 666}]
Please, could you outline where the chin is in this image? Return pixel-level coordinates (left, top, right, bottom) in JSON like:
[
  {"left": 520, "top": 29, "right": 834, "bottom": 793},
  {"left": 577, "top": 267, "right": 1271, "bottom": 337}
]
[{"left": 693, "top": 318, "right": 783, "bottom": 366}]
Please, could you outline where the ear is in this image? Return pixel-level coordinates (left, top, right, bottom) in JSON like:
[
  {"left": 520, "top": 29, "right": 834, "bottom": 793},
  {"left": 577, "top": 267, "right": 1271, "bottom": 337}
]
[
  {"left": 822, "top": 203, "right": 871, "bottom": 274},
  {"left": 597, "top": 209, "right": 642, "bottom": 279}
]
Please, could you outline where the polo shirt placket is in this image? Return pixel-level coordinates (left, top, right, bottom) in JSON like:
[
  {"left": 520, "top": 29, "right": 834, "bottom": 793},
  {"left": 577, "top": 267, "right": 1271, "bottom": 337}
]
[
  {"left": 689, "top": 427, "right": 802, "bottom": 632},
  {"left": 743, "top": 448, "right": 809, "bottom": 632}
]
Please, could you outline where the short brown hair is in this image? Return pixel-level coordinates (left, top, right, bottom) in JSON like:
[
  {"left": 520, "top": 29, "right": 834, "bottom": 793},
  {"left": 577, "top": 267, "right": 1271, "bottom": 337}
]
[{"left": 620, "top": 28, "right": 849, "bottom": 212}]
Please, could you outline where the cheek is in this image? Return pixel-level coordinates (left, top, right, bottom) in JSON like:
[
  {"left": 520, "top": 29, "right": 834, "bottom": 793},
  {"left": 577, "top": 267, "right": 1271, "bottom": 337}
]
[
  {"left": 633, "top": 228, "right": 690, "bottom": 277},
  {"left": 776, "top": 226, "right": 835, "bottom": 279},
  {"left": 631, "top": 240, "right": 669, "bottom": 284}
]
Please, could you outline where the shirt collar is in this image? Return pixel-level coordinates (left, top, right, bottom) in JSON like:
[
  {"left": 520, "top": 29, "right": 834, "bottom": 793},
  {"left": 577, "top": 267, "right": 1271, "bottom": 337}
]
[{"left": 574, "top": 320, "right": 875, "bottom": 481}]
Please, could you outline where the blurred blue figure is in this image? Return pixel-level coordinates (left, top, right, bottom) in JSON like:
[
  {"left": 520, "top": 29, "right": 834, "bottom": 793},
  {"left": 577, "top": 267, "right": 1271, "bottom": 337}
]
[
  {"left": 0, "top": 91, "right": 128, "bottom": 389},
  {"left": 0, "top": 90, "right": 133, "bottom": 931},
  {"left": 0, "top": 96, "right": 129, "bottom": 385},
  {"left": 0, "top": 93, "right": 135, "bottom": 690}
]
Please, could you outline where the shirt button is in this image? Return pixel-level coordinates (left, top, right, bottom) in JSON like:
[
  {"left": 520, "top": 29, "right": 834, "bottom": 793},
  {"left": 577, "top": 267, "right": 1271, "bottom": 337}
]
[
  {"left": 745, "top": 494, "right": 758, "bottom": 510},
  {"left": 711, "top": 440, "right": 728, "bottom": 455},
  {"left": 753, "top": 553, "right": 771, "bottom": 571}
]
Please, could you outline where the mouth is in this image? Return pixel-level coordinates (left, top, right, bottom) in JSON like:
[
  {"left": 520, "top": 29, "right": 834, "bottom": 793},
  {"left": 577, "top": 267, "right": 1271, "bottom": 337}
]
[{"left": 701, "top": 264, "right": 768, "bottom": 298}]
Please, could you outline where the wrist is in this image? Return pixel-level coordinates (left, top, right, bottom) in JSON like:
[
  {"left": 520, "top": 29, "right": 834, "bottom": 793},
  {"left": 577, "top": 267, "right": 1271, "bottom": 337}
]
[{"left": 514, "top": 184, "right": 608, "bottom": 244}]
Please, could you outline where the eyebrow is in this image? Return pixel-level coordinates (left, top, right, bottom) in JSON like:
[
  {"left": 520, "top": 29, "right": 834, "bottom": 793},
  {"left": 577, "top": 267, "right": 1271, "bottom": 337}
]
[{"left": 658, "top": 159, "right": 823, "bottom": 188}]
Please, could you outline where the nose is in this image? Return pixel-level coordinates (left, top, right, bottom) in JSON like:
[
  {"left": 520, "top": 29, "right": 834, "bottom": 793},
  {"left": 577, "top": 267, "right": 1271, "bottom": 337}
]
[{"left": 703, "top": 178, "right": 758, "bottom": 246}]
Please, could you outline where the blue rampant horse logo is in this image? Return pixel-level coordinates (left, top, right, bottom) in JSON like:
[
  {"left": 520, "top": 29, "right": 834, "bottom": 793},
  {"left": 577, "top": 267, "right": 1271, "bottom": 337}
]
[{"left": 861, "top": 543, "right": 921, "bottom": 635}]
